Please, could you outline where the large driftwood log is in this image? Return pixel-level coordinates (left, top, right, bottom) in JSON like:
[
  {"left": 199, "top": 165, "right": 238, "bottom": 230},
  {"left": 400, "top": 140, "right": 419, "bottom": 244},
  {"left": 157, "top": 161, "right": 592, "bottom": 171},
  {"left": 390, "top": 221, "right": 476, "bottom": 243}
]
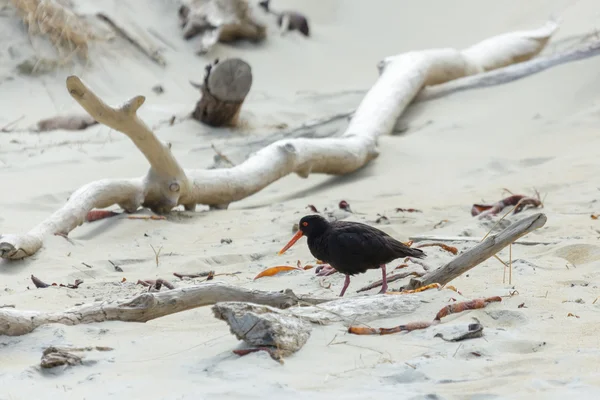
[
  {"left": 0, "top": 23, "right": 559, "bottom": 260},
  {"left": 179, "top": 0, "right": 266, "bottom": 54},
  {"left": 191, "top": 58, "right": 253, "bottom": 127},
  {"left": 406, "top": 213, "right": 547, "bottom": 290},
  {"left": 0, "top": 281, "right": 444, "bottom": 337},
  {"left": 0, "top": 282, "right": 331, "bottom": 336}
]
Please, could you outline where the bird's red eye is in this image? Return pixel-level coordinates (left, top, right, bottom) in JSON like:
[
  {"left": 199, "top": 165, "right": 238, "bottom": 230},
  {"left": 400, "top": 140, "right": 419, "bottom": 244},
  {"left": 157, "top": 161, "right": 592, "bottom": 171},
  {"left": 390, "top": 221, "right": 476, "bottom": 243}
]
[{"left": 302, "top": 222, "right": 308, "bottom": 227}]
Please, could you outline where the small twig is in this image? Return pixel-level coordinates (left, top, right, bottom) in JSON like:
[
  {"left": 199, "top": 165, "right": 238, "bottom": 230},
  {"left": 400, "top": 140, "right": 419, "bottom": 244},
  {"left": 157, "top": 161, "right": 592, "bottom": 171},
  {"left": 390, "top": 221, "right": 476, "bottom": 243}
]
[
  {"left": 211, "top": 144, "right": 235, "bottom": 167},
  {"left": 96, "top": 13, "right": 166, "bottom": 66},
  {"left": 109, "top": 260, "right": 124, "bottom": 272},
  {"left": 356, "top": 271, "right": 423, "bottom": 293},
  {"left": 173, "top": 271, "right": 215, "bottom": 279},
  {"left": 1, "top": 115, "right": 25, "bottom": 132},
  {"left": 150, "top": 244, "right": 163, "bottom": 267}
]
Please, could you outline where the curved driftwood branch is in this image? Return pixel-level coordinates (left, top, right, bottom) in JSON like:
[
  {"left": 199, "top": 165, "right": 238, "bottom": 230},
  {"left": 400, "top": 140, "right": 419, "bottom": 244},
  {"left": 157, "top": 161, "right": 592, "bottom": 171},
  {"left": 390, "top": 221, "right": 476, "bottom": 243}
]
[
  {"left": 416, "top": 38, "right": 600, "bottom": 102},
  {"left": 406, "top": 213, "right": 548, "bottom": 290},
  {"left": 0, "top": 22, "right": 558, "bottom": 259},
  {"left": 0, "top": 282, "right": 332, "bottom": 336}
]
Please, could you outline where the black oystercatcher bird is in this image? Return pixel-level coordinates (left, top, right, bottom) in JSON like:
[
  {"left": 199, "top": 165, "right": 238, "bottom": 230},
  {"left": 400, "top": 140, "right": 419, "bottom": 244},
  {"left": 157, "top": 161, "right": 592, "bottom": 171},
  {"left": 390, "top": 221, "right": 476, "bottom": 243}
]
[{"left": 278, "top": 214, "right": 426, "bottom": 296}]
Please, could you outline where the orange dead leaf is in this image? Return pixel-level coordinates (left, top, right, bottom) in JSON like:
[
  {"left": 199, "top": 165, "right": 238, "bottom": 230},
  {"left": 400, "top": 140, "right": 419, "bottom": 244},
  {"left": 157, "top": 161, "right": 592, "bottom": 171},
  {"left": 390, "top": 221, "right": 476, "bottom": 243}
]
[
  {"left": 254, "top": 266, "right": 301, "bottom": 280},
  {"left": 394, "top": 263, "right": 409, "bottom": 270},
  {"left": 567, "top": 312, "right": 580, "bottom": 318},
  {"left": 592, "top": 214, "right": 599, "bottom": 220},
  {"left": 121, "top": 277, "right": 126, "bottom": 283},
  {"left": 303, "top": 265, "right": 315, "bottom": 270}
]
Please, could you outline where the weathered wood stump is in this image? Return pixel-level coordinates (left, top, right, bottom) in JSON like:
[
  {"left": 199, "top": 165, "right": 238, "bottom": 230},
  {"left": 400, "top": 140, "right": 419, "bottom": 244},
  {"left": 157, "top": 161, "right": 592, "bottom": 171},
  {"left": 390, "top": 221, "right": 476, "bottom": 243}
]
[{"left": 191, "top": 58, "right": 253, "bottom": 127}]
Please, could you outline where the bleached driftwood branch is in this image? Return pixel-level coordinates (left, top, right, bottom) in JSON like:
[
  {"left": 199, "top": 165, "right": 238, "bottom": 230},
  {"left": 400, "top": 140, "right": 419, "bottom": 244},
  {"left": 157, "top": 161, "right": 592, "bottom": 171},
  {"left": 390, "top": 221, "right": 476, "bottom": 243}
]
[
  {"left": 179, "top": 0, "right": 266, "bottom": 54},
  {"left": 0, "top": 22, "right": 558, "bottom": 259},
  {"left": 406, "top": 213, "right": 547, "bottom": 290},
  {"left": 0, "top": 282, "right": 332, "bottom": 336},
  {"left": 415, "top": 38, "right": 600, "bottom": 102}
]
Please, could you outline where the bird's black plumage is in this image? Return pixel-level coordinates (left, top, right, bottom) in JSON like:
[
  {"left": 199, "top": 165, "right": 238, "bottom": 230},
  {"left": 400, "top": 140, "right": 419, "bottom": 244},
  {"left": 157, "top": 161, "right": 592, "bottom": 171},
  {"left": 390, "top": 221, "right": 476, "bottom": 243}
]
[{"left": 298, "top": 214, "right": 425, "bottom": 275}]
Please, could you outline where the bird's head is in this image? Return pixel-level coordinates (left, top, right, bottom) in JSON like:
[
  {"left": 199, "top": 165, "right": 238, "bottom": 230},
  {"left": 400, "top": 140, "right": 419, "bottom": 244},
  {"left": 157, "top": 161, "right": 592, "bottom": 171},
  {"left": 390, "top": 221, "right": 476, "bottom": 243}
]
[{"left": 278, "top": 214, "right": 329, "bottom": 255}]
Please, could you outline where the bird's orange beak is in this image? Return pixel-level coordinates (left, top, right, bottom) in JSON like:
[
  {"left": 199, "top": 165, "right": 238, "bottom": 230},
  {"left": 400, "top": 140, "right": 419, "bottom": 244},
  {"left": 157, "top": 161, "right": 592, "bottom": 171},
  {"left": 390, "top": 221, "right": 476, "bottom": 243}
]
[{"left": 278, "top": 230, "right": 304, "bottom": 255}]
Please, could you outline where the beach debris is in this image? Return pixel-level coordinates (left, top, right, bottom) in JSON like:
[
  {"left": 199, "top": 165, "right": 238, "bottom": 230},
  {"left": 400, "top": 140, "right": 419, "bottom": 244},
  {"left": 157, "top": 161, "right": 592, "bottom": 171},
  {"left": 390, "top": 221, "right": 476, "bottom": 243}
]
[
  {"left": 41, "top": 346, "right": 113, "bottom": 369},
  {"left": 179, "top": 0, "right": 266, "bottom": 54},
  {"left": 0, "top": 283, "right": 331, "bottom": 336},
  {"left": 433, "top": 323, "right": 484, "bottom": 342},
  {"left": 395, "top": 208, "right": 422, "bottom": 213},
  {"left": 30, "top": 275, "right": 82, "bottom": 289},
  {"left": 96, "top": 12, "right": 166, "bottom": 66},
  {"left": 414, "top": 242, "right": 458, "bottom": 255},
  {"left": 210, "top": 144, "right": 236, "bottom": 169},
  {"left": 213, "top": 302, "right": 312, "bottom": 361},
  {"left": 233, "top": 347, "right": 283, "bottom": 363},
  {"left": 591, "top": 214, "right": 599, "bottom": 220},
  {"left": 191, "top": 58, "right": 253, "bottom": 127},
  {"left": 9, "top": 0, "right": 96, "bottom": 69},
  {"left": 254, "top": 260, "right": 317, "bottom": 280},
  {"left": 109, "top": 260, "right": 124, "bottom": 272},
  {"left": 405, "top": 213, "right": 547, "bottom": 290},
  {"left": 433, "top": 219, "right": 449, "bottom": 229},
  {"left": 127, "top": 215, "right": 167, "bottom": 221},
  {"left": 471, "top": 189, "right": 543, "bottom": 218},
  {"left": 221, "top": 238, "right": 233, "bottom": 244},
  {"left": 375, "top": 214, "right": 389, "bottom": 224},
  {"left": 173, "top": 271, "right": 215, "bottom": 279},
  {"left": 567, "top": 312, "right": 580, "bottom": 318},
  {"left": 152, "top": 84, "right": 165, "bottom": 94},
  {"left": 258, "top": 0, "right": 310, "bottom": 37},
  {"left": 36, "top": 114, "right": 98, "bottom": 132},
  {"left": 348, "top": 296, "right": 501, "bottom": 335},
  {"left": 387, "top": 283, "right": 442, "bottom": 295},
  {"left": 356, "top": 271, "right": 424, "bottom": 293},
  {"left": 136, "top": 278, "right": 175, "bottom": 291}
]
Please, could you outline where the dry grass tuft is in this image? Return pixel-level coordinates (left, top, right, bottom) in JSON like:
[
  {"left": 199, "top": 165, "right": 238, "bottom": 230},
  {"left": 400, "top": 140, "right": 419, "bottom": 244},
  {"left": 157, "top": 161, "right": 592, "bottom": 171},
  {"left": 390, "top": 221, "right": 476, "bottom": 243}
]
[{"left": 9, "top": 0, "right": 96, "bottom": 64}]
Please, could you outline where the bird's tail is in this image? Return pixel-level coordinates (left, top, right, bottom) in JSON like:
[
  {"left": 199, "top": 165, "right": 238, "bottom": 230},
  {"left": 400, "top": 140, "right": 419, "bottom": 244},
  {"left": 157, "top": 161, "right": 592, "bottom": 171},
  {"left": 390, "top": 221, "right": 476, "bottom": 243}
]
[{"left": 404, "top": 246, "right": 426, "bottom": 259}]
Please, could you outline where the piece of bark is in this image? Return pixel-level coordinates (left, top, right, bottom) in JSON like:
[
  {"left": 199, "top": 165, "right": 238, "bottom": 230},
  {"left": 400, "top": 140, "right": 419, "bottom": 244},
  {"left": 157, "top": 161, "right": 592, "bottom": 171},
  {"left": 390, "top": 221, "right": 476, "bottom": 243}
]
[
  {"left": 0, "top": 23, "right": 559, "bottom": 260},
  {"left": 0, "top": 282, "right": 331, "bottom": 336},
  {"left": 179, "top": 0, "right": 266, "bottom": 54},
  {"left": 191, "top": 58, "right": 252, "bottom": 127},
  {"left": 212, "top": 302, "right": 311, "bottom": 357},
  {"left": 406, "top": 213, "right": 547, "bottom": 290},
  {"left": 36, "top": 114, "right": 98, "bottom": 132},
  {"left": 41, "top": 346, "right": 113, "bottom": 369}
]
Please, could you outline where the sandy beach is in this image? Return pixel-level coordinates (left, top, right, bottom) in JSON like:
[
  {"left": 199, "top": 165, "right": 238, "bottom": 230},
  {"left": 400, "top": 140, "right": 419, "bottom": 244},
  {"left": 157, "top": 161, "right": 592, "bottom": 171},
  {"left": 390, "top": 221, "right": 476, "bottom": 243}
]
[{"left": 2, "top": 0, "right": 600, "bottom": 399}]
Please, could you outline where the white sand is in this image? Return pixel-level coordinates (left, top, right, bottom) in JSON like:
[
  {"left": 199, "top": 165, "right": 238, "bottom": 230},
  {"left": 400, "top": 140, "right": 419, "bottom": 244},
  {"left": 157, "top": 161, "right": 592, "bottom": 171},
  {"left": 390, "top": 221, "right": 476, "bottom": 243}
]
[{"left": 2, "top": 0, "right": 600, "bottom": 398}]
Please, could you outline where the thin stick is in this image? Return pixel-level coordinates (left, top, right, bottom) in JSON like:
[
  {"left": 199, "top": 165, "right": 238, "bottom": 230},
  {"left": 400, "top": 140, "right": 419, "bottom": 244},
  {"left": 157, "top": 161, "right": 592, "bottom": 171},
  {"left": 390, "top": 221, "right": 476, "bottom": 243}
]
[
  {"left": 150, "top": 244, "right": 162, "bottom": 267},
  {"left": 406, "top": 213, "right": 547, "bottom": 290},
  {"left": 509, "top": 244, "right": 512, "bottom": 285}
]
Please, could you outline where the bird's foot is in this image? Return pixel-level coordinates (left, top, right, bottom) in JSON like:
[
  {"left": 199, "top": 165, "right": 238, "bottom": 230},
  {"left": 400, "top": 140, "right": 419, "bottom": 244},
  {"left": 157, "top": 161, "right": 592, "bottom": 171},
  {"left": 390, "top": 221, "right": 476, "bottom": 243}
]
[{"left": 315, "top": 264, "right": 337, "bottom": 276}]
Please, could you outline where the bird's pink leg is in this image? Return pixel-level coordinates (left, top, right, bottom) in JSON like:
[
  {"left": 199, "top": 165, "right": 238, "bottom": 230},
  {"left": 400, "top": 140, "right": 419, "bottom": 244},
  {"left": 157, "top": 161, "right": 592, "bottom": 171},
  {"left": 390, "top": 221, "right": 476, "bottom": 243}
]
[
  {"left": 378, "top": 264, "right": 388, "bottom": 294},
  {"left": 339, "top": 274, "right": 351, "bottom": 297}
]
